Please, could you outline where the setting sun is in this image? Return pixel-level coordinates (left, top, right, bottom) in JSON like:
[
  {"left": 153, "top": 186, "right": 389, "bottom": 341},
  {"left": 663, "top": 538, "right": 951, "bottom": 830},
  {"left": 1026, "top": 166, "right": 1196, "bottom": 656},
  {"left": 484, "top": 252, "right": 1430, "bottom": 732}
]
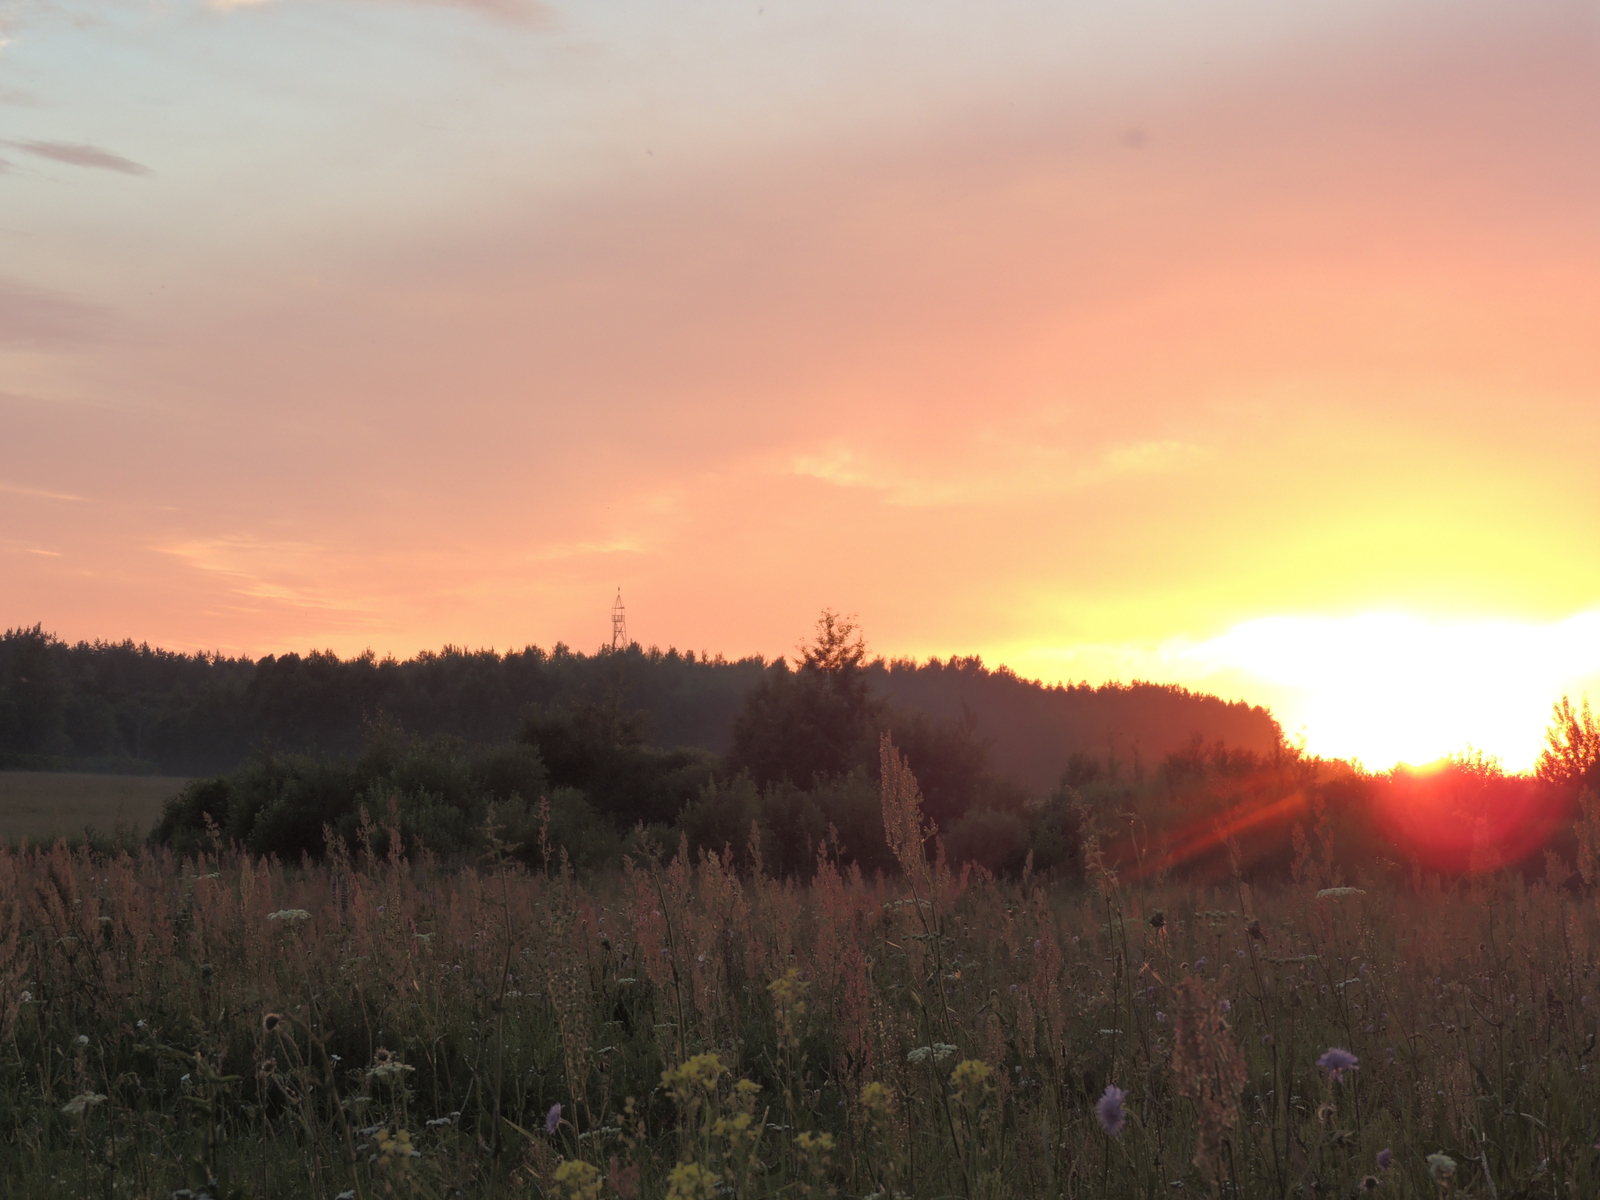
[{"left": 1182, "top": 611, "right": 1600, "bottom": 770}]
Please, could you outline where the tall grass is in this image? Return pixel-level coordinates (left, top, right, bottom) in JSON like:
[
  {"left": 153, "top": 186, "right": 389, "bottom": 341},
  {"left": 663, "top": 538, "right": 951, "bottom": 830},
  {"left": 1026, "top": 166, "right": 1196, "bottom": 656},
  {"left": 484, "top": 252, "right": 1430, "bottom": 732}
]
[{"left": 1, "top": 748, "right": 1596, "bottom": 1198}]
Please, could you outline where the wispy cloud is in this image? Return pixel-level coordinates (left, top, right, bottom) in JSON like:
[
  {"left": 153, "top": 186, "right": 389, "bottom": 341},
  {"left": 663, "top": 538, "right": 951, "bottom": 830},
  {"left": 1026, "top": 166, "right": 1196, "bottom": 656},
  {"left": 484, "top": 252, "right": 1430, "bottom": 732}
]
[
  {"left": 788, "top": 437, "right": 1204, "bottom": 507},
  {"left": 10, "top": 140, "right": 150, "bottom": 175},
  {"left": 0, "top": 480, "right": 87, "bottom": 502}
]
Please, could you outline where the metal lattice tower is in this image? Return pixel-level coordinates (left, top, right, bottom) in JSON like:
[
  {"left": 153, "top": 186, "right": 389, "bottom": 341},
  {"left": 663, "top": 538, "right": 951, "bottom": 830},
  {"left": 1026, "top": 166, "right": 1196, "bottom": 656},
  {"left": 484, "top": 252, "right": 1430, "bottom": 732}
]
[{"left": 610, "top": 588, "right": 627, "bottom": 652}]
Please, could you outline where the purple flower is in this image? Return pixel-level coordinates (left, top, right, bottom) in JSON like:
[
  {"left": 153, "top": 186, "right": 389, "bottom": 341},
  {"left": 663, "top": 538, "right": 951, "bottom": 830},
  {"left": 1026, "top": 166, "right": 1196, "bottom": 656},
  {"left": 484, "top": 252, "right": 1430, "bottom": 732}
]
[
  {"left": 1316, "top": 1048, "right": 1359, "bottom": 1082},
  {"left": 1095, "top": 1085, "right": 1127, "bottom": 1136},
  {"left": 1376, "top": 1148, "right": 1392, "bottom": 1170},
  {"left": 545, "top": 1103, "right": 562, "bottom": 1135}
]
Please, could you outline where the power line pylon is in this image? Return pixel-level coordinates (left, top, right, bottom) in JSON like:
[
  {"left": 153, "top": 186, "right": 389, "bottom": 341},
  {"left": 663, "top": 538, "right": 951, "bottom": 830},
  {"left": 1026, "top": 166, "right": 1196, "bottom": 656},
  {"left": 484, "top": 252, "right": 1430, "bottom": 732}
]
[{"left": 610, "top": 588, "right": 628, "bottom": 652}]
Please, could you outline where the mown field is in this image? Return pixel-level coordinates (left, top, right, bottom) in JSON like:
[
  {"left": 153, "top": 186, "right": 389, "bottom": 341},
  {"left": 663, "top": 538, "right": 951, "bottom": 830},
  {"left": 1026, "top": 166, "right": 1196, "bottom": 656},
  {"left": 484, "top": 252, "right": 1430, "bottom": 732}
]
[
  {"left": 1, "top": 751, "right": 1594, "bottom": 1198},
  {"left": 0, "top": 772, "right": 189, "bottom": 845}
]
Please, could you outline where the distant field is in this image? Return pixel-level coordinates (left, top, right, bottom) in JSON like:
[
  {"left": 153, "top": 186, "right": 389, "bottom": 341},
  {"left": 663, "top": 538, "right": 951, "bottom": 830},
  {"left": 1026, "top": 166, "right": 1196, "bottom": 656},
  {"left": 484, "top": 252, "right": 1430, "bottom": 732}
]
[{"left": 0, "top": 771, "right": 189, "bottom": 843}]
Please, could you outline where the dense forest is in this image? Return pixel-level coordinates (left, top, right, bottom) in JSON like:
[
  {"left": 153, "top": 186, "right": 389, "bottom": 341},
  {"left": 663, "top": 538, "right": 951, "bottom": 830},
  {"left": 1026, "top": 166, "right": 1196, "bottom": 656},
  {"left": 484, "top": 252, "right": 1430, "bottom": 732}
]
[{"left": 0, "top": 621, "right": 1278, "bottom": 784}]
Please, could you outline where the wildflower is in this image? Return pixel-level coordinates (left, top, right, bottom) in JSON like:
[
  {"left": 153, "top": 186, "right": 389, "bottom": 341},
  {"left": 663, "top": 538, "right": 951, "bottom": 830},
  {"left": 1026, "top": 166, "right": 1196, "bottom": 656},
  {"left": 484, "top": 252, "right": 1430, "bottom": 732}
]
[
  {"left": 1316, "top": 887, "right": 1366, "bottom": 898},
  {"left": 1376, "top": 1148, "right": 1392, "bottom": 1170},
  {"left": 1149, "top": 910, "right": 1166, "bottom": 930},
  {"left": 949, "top": 1059, "right": 991, "bottom": 1088},
  {"left": 1156, "top": 1011, "right": 1167, "bottom": 1023},
  {"left": 1316, "top": 1048, "right": 1359, "bottom": 1083},
  {"left": 60, "top": 1092, "right": 106, "bottom": 1116},
  {"left": 546, "top": 1102, "right": 563, "bottom": 1135},
  {"left": 553, "top": 1159, "right": 603, "bottom": 1200},
  {"left": 906, "top": 1043, "right": 958, "bottom": 1065},
  {"left": 74, "top": 1034, "right": 88, "bottom": 1047},
  {"left": 1360, "top": 1176, "right": 1379, "bottom": 1190},
  {"left": 376, "top": 1126, "right": 419, "bottom": 1158},
  {"left": 1096, "top": 1084, "right": 1127, "bottom": 1135},
  {"left": 374, "top": 1048, "right": 392, "bottom": 1064},
  {"left": 664, "top": 1160, "right": 720, "bottom": 1200},
  {"left": 660, "top": 1053, "right": 726, "bottom": 1104},
  {"left": 1316, "top": 1102, "right": 1335, "bottom": 1125},
  {"left": 794, "top": 1130, "right": 835, "bottom": 1153},
  {"left": 949, "top": 1059, "right": 993, "bottom": 1104},
  {"left": 266, "top": 909, "right": 311, "bottom": 922},
  {"left": 1427, "top": 1153, "right": 1456, "bottom": 1182},
  {"left": 860, "top": 1081, "right": 894, "bottom": 1119},
  {"left": 263, "top": 1012, "right": 282, "bottom": 1033},
  {"left": 257, "top": 1058, "right": 277, "bottom": 1079}
]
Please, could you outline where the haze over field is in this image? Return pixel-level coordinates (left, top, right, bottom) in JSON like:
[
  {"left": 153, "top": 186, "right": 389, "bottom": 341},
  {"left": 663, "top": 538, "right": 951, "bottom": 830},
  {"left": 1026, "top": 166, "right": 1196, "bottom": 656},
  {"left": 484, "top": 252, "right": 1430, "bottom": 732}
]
[{"left": 4, "top": 0, "right": 1599, "bottom": 768}]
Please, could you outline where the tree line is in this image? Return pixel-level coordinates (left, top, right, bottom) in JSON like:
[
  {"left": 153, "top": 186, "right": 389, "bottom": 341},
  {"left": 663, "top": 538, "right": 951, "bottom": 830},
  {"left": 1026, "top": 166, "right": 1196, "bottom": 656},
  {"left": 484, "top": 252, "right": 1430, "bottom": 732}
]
[{"left": 0, "top": 619, "right": 1279, "bottom": 784}]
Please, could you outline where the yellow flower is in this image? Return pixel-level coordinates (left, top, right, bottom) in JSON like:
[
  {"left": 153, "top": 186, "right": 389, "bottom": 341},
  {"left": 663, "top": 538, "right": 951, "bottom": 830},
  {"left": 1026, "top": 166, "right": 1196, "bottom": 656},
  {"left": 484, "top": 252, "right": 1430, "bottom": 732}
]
[
  {"left": 665, "top": 1161, "right": 721, "bottom": 1200},
  {"left": 767, "top": 968, "right": 809, "bottom": 1010},
  {"left": 949, "top": 1059, "right": 993, "bottom": 1099},
  {"left": 553, "top": 1159, "right": 603, "bottom": 1200},
  {"left": 661, "top": 1053, "right": 727, "bottom": 1103},
  {"left": 794, "top": 1131, "right": 835, "bottom": 1154},
  {"left": 860, "top": 1081, "right": 893, "bottom": 1118}
]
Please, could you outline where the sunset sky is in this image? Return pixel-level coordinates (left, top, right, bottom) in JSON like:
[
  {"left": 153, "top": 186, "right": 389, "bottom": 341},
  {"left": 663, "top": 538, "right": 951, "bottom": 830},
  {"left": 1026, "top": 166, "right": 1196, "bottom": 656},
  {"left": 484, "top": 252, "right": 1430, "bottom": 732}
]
[{"left": 4, "top": 0, "right": 1599, "bottom": 769}]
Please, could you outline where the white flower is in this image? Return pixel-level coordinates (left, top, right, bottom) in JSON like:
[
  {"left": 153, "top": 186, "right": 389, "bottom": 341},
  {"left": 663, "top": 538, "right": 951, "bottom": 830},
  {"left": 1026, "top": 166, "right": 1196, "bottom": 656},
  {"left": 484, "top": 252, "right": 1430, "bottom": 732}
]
[
  {"left": 267, "top": 909, "right": 312, "bottom": 922},
  {"left": 75, "top": 1035, "right": 89, "bottom": 1047},
  {"left": 60, "top": 1092, "right": 106, "bottom": 1115},
  {"left": 1316, "top": 888, "right": 1366, "bottom": 899},
  {"left": 906, "top": 1043, "right": 958, "bottom": 1065}
]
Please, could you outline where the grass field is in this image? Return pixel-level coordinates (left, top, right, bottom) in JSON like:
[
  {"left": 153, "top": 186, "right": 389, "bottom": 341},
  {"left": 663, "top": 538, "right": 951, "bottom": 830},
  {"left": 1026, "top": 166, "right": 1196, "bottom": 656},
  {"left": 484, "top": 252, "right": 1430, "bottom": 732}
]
[
  {"left": 0, "top": 772, "right": 188, "bottom": 844},
  {"left": 1, "top": 750, "right": 1594, "bottom": 1198}
]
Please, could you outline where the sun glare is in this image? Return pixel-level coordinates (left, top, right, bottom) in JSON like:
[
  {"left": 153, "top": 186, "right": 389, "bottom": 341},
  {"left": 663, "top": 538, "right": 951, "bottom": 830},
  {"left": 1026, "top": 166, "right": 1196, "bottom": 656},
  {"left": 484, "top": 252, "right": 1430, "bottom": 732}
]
[{"left": 1186, "top": 611, "right": 1600, "bottom": 772}]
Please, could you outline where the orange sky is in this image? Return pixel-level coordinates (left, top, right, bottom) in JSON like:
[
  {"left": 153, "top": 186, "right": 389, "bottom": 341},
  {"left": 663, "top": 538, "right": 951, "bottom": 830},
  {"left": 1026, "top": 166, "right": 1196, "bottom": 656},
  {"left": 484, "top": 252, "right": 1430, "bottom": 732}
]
[{"left": 4, "top": 0, "right": 1599, "bottom": 767}]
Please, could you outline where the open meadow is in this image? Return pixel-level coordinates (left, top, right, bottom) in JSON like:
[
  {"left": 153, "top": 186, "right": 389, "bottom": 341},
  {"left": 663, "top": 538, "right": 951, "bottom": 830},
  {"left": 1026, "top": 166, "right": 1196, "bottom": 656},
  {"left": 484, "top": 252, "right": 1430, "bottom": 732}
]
[
  {"left": 0, "top": 773, "right": 191, "bottom": 846},
  {"left": 3, "top": 749, "right": 1596, "bottom": 1199}
]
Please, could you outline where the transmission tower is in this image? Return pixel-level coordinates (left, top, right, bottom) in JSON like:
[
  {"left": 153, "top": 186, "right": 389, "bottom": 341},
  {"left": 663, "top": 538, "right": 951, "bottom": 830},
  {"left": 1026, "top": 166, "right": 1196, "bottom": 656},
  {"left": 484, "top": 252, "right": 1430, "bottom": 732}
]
[{"left": 610, "top": 588, "right": 628, "bottom": 652}]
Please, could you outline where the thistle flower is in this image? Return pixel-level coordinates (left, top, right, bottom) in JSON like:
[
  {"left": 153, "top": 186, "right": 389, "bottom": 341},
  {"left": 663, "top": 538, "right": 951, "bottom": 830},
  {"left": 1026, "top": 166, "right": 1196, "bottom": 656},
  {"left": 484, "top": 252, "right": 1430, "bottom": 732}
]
[
  {"left": 546, "top": 1102, "right": 563, "bottom": 1135},
  {"left": 263, "top": 1012, "right": 282, "bottom": 1033},
  {"left": 1316, "top": 1047, "right": 1359, "bottom": 1082},
  {"left": 1427, "top": 1153, "right": 1456, "bottom": 1181},
  {"left": 1096, "top": 1084, "right": 1127, "bottom": 1135},
  {"left": 374, "top": 1047, "right": 392, "bottom": 1065},
  {"left": 1376, "top": 1148, "right": 1392, "bottom": 1170},
  {"left": 1360, "top": 1176, "right": 1379, "bottom": 1190}
]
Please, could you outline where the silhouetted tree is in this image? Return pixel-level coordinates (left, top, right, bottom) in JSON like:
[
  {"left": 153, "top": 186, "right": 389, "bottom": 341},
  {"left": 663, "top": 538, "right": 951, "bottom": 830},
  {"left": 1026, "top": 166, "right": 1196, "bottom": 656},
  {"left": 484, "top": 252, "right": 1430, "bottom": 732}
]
[
  {"left": 1539, "top": 695, "right": 1600, "bottom": 792},
  {"left": 726, "top": 611, "right": 880, "bottom": 787}
]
